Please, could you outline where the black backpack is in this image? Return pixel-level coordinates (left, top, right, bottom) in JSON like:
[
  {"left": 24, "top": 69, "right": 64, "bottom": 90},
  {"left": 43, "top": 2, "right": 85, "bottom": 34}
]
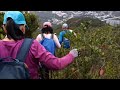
[{"left": 0, "top": 38, "right": 34, "bottom": 79}]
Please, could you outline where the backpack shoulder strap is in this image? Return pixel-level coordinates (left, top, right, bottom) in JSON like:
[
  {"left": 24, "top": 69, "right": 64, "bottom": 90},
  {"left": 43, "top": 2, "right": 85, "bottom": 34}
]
[
  {"left": 41, "top": 33, "right": 45, "bottom": 39},
  {"left": 51, "top": 34, "right": 54, "bottom": 39},
  {"left": 40, "top": 34, "right": 45, "bottom": 44},
  {"left": 16, "top": 38, "right": 34, "bottom": 62}
]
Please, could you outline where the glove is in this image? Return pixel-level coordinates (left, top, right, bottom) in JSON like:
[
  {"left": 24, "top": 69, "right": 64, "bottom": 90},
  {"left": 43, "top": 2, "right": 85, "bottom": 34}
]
[{"left": 69, "top": 49, "right": 78, "bottom": 58}]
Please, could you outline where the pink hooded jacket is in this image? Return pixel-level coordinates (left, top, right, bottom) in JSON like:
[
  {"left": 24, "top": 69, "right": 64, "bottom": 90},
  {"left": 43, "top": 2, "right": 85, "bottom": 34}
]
[{"left": 0, "top": 39, "right": 75, "bottom": 79}]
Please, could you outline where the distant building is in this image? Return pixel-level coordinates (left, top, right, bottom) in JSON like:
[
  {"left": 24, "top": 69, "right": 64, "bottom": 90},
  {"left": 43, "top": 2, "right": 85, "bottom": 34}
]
[{"left": 106, "top": 19, "right": 120, "bottom": 26}]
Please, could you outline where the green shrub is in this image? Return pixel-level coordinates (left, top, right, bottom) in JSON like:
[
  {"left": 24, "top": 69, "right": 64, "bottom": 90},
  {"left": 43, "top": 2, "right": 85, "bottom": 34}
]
[
  {"left": 24, "top": 13, "right": 39, "bottom": 38},
  {"left": 51, "top": 22, "right": 120, "bottom": 79}
]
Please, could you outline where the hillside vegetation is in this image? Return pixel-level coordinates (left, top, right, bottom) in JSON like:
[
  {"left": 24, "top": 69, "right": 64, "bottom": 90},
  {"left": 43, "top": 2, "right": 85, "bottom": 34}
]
[{"left": 51, "top": 17, "right": 120, "bottom": 79}]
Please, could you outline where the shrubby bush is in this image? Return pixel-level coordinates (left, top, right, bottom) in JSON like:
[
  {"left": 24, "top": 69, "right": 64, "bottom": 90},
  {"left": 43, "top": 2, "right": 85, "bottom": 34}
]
[{"left": 51, "top": 19, "right": 120, "bottom": 79}]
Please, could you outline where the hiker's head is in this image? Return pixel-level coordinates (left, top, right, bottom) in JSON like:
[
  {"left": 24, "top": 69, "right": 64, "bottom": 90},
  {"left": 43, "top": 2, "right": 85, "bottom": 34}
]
[
  {"left": 43, "top": 22, "right": 52, "bottom": 28},
  {"left": 41, "top": 22, "right": 53, "bottom": 34},
  {"left": 41, "top": 24, "right": 53, "bottom": 34},
  {"left": 62, "top": 23, "right": 68, "bottom": 30},
  {"left": 2, "top": 11, "right": 28, "bottom": 41}
]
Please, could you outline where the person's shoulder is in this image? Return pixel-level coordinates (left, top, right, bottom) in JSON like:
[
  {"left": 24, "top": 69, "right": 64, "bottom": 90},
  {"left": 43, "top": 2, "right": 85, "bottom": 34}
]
[
  {"left": 29, "top": 39, "right": 42, "bottom": 50},
  {"left": 59, "top": 31, "right": 63, "bottom": 35},
  {"left": 60, "top": 30, "right": 66, "bottom": 34},
  {"left": 31, "top": 39, "right": 40, "bottom": 45},
  {"left": 0, "top": 40, "right": 3, "bottom": 43},
  {"left": 24, "top": 38, "right": 37, "bottom": 43},
  {"left": 37, "top": 34, "right": 41, "bottom": 36},
  {"left": 60, "top": 30, "right": 65, "bottom": 32},
  {"left": 35, "top": 33, "right": 40, "bottom": 38},
  {"left": 53, "top": 34, "right": 58, "bottom": 38}
]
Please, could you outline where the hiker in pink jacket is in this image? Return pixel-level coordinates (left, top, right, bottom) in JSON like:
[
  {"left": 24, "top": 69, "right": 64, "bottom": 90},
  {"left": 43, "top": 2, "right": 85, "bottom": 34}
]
[{"left": 0, "top": 11, "right": 78, "bottom": 79}]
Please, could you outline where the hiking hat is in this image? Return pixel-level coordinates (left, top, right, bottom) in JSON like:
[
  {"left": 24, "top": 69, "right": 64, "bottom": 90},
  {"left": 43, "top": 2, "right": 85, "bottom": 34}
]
[
  {"left": 43, "top": 22, "right": 52, "bottom": 27},
  {"left": 3, "top": 11, "right": 30, "bottom": 30},
  {"left": 3, "top": 11, "right": 26, "bottom": 25},
  {"left": 62, "top": 23, "right": 68, "bottom": 29}
]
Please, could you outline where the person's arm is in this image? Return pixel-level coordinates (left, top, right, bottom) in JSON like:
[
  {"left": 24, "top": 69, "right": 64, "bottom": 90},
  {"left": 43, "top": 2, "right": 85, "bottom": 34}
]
[
  {"left": 53, "top": 34, "right": 61, "bottom": 48},
  {"left": 58, "top": 32, "right": 63, "bottom": 44},
  {"left": 31, "top": 40, "right": 77, "bottom": 70},
  {"left": 36, "top": 34, "right": 42, "bottom": 42}
]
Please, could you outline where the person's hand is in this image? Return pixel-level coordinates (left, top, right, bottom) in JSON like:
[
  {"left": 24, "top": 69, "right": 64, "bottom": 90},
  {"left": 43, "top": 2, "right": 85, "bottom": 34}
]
[{"left": 69, "top": 49, "right": 78, "bottom": 57}]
